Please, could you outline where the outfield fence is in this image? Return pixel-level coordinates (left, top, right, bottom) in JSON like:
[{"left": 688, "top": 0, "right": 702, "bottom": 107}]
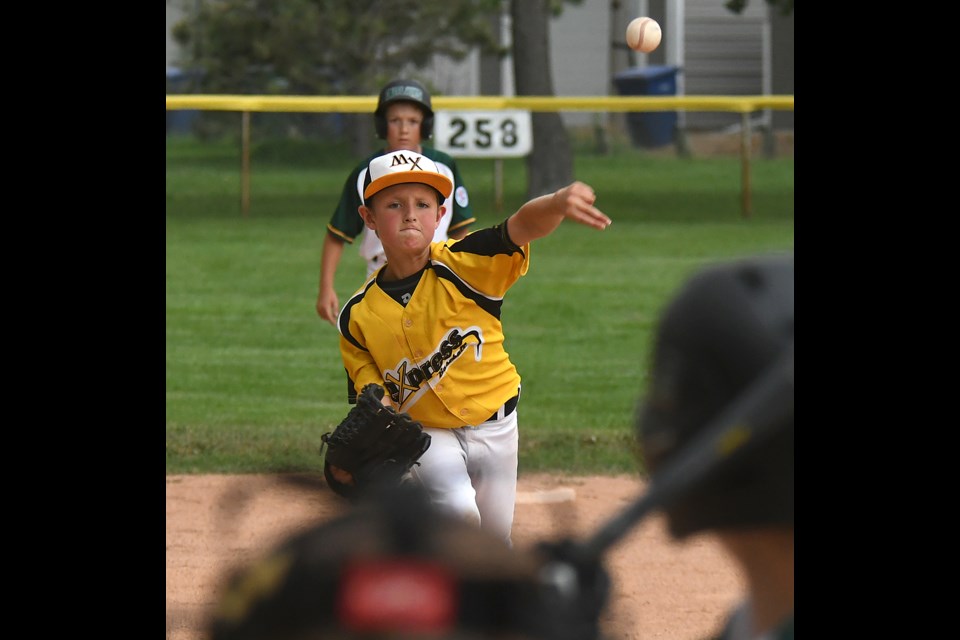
[{"left": 165, "top": 95, "right": 795, "bottom": 218}]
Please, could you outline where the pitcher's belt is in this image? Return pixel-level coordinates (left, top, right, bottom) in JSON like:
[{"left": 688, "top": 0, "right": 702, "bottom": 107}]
[{"left": 484, "top": 392, "right": 519, "bottom": 423}]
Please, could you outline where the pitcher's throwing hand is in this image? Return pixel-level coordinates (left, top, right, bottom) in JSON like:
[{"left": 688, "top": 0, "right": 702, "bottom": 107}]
[{"left": 555, "top": 181, "right": 611, "bottom": 230}]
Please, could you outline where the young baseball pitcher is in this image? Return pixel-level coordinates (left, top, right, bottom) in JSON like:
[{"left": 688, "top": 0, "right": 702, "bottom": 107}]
[{"left": 334, "top": 149, "right": 611, "bottom": 544}]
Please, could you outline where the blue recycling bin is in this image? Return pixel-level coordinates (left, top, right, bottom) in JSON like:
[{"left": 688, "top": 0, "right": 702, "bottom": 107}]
[{"left": 612, "top": 65, "right": 680, "bottom": 148}]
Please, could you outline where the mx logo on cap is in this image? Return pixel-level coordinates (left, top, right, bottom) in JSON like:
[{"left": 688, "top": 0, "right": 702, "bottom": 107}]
[
  {"left": 386, "top": 152, "right": 425, "bottom": 172},
  {"left": 363, "top": 150, "right": 453, "bottom": 202}
]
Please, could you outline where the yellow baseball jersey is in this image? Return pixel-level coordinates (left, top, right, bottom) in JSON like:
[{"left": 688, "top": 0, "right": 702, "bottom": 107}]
[{"left": 337, "top": 221, "right": 528, "bottom": 429}]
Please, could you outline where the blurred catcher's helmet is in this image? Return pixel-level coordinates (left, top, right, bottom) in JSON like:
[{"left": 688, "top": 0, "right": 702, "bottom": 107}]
[
  {"left": 207, "top": 485, "right": 598, "bottom": 640},
  {"left": 635, "top": 254, "right": 794, "bottom": 539}
]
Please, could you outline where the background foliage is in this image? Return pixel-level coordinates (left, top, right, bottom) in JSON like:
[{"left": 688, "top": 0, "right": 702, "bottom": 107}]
[
  {"left": 171, "top": 0, "right": 503, "bottom": 96},
  {"left": 170, "top": 0, "right": 505, "bottom": 140}
]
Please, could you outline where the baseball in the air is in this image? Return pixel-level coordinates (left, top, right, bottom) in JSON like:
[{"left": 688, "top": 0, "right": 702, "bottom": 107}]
[{"left": 626, "top": 17, "right": 662, "bottom": 53}]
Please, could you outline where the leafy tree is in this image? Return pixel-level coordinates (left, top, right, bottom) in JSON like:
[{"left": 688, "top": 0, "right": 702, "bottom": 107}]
[
  {"left": 171, "top": 0, "right": 503, "bottom": 141},
  {"left": 172, "top": 0, "right": 503, "bottom": 95}
]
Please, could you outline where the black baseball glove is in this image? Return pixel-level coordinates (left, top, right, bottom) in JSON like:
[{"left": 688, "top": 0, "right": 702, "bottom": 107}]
[{"left": 320, "top": 383, "right": 431, "bottom": 501}]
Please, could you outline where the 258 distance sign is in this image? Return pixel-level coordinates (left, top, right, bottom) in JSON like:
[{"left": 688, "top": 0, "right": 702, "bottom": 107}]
[{"left": 433, "top": 110, "right": 533, "bottom": 158}]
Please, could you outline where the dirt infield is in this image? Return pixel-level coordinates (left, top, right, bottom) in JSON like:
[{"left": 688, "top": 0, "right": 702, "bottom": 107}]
[{"left": 166, "top": 473, "right": 745, "bottom": 640}]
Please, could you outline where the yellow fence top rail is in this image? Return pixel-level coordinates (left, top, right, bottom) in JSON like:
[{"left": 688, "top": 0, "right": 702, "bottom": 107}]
[{"left": 165, "top": 94, "right": 794, "bottom": 113}]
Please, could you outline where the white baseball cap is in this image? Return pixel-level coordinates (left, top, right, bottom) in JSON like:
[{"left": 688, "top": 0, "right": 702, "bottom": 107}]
[{"left": 362, "top": 150, "right": 453, "bottom": 203}]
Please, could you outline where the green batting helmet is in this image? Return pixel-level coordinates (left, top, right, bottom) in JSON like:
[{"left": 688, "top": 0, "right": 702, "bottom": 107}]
[{"left": 374, "top": 79, "right": 434, "bottom": 139}]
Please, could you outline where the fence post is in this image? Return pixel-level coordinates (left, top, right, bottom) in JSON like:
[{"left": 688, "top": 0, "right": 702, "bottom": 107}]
[
  {"left": 241, "top": 111, "right": 251, "bottom": 218},
  {"left": 740, "top": 111, "right": 752, "bottom": 219},
  {"left": 493, "top": 159, "right": 504, "bottom": 212}
]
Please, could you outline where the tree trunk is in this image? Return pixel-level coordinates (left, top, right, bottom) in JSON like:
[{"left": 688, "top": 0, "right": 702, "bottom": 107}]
[{"left": 510, "top": 0, "right": 572, "bottom": 198}]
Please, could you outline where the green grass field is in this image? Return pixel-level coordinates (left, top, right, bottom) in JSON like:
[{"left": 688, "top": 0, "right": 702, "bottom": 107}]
[{"left": 166, "top": 135, "right": 793, "bottom": 476}]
